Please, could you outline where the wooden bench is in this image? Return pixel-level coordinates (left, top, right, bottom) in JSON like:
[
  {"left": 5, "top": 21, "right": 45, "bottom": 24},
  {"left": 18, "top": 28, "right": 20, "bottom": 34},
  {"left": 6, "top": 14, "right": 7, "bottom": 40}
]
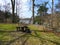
[{"left": 16, "top": 26, "right": 31, "bottom": 33}]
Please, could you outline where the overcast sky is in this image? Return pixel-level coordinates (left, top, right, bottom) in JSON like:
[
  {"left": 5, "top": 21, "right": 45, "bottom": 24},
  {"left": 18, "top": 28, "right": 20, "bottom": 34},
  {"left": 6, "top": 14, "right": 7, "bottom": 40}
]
[{"left": 0, "top": 0, "right": 58, "bottom": 18}]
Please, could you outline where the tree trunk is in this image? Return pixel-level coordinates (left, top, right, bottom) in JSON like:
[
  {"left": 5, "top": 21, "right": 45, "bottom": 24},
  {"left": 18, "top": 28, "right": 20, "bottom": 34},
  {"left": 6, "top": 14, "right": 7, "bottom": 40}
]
[
  {"left": 32, "top": 0, "right": 35, "bottom": 24},
  {"left": 11, "top": 0, "right": 15, "bottom": 23},
  {"left": 51, "top": 0, "right": 54, "bottom": 28}
]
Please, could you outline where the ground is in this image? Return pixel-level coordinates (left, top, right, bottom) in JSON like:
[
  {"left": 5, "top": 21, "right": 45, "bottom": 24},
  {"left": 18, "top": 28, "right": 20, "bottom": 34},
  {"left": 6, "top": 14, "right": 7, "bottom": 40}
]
[{"left": 0, "top": 24, "right": 60, "bottom": 45}]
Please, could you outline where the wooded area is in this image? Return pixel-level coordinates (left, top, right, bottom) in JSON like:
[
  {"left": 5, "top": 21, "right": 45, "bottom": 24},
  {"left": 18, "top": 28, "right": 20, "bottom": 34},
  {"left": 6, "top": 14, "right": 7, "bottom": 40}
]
[{"left": 0, "top": 0, "right": 60, "bottom": 45}]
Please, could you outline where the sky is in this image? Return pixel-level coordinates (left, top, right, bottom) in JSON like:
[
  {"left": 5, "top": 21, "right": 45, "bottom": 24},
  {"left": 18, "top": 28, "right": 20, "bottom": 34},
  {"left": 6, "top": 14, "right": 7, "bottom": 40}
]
[{"left": 0, "top": 0, "right": 58, "bottom": 18}]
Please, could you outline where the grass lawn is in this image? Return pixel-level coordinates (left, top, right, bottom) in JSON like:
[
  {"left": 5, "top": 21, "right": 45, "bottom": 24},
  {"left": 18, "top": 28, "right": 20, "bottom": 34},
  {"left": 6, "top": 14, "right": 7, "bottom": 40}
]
[
  {"left": 0, "top": 24, "right": 60, "bottom": 45},
  {"left": 0, "top": 24, "right": 17, "bottom": 31},
  {"left": 28, "top": 24, "right": 45, "bottom": 30}
]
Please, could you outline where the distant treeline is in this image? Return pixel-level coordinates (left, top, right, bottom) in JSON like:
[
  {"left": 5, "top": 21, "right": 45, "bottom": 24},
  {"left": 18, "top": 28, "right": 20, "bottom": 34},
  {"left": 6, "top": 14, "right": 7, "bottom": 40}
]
[{"left": 0, "top": 10, "right": 20, "bottom": 23}]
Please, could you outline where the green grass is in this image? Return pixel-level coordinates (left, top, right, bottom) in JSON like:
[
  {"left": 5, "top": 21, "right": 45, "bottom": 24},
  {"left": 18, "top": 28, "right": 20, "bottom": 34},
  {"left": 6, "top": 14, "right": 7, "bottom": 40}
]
[
  {"left": 28, "top": 25, "right": 39, "bottom": 30},
  {"left": 0, "top": 24, "right": 44, "bottom": 31},
  {"left": 27, "top": 33, "right": 60, "bottom": 45},
  {"left": 0, "top": 24, "right": 60, "bottom": 45},
  {"left": 0, "top": 31, "right": 60, "bottom": 45},
  {"left": 28, "top": 25, "right": 44, "bottom": 30},
  {"left": 0, "top": 32, "right": 14, "bottom": 41},
  {"left": 0, "top": 24, "right": 17, "bottom": 31}
]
